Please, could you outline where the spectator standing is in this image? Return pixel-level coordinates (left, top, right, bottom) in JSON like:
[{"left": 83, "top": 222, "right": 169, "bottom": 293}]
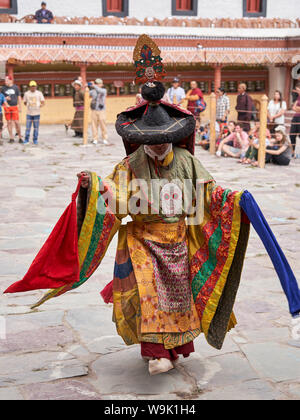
[
  {"left": 166, "top": 78, "right": 186, "bottom": 106},
  {"left": 290, "top": 81, "right": 300, "bottom": 157},
  {"left": 71, "top": 80, "right": 84, "bottom": 138},
  {"left": 267, "top": 90, "right": 287, "bottom": 133},
  {"left": 35, "top": 2, "right": 54, "bottom": 24},
  {"left": 216, "top": 87, "right": 230, "bottom": 123},
  {"left": 23, "top": 81, "right": 45, "bottom": 145},
  {"left": 186, "top": 81, "right": 204, "bottom": 116},
  {"left": 235, "top": 83, "right": 253, "bottom": 132},
  {"left": 89, "top": 79, "right": 108, "bottom": 145},
  {"left": 1, "top": 76, "right": 22, "bottom": 144},
  {"left": 216, "top": 124, "right": 249, "bottom": 159},
  {"left": 0, "top": 90, "right": 8, "bottom": 145}
]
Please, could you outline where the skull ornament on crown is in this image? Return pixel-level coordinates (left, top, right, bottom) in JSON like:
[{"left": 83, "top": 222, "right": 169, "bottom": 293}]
[{"left": 161, "top": 183, "right": 182, "bottom": 217}]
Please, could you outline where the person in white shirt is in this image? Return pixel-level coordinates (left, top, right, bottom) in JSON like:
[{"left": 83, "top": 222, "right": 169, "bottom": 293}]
[
  {"left": 23, "top": 81, "right": 45, "bottom": 145},
  {"left": 267, "top": 90, "right": 287, "bottom": 132},
  {"left": 166, "top": 78, "right": 186, "bottom": 106}
]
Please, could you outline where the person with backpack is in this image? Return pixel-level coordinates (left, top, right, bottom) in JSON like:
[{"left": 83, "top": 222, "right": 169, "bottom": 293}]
[
  {"left": 235, "top": 83, "right": 253, "bottom": 133},
  {"left": 186, "top": 81, "right": 205, "bottom": 117},
  {"left": 89, "top": 79, "right": 108, "bottom": 145}
]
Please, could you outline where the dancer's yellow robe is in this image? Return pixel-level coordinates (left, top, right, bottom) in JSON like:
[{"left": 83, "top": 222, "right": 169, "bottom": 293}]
[{"left": 34, "top": 146, "right": 250, "bottom": 350}]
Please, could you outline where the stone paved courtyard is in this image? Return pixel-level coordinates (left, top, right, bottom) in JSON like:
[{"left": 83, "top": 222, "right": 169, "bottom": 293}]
[{"left": 0, "top": 125, "right": 299, "bottom": 400}]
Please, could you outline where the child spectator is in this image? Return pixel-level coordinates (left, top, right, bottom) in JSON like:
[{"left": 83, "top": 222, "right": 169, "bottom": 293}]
[
  {"left": 195, "top": 120, "right": 209, "bottom": 150},
  {"left": 240, "top": 122, "right": 273, "bottom": 164}
]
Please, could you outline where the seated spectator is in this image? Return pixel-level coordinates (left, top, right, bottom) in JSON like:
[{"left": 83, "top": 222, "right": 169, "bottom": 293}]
[
  {"left": 216, "top": 124, "right": 249, "bottom": 159},
  {"left": 217, "top": 120, "right": 236, "bottom": 146},
  {"left": 35, "top": 2, "right": 53, "bottom": 24},
  {"left": 248, "top": 120, "right": 271, "bottom": 140},
  {"left": 240, "top": 121, "right": 278, "bottom": 165},
  {"left": 195, "top": 120, "right": 209, "bottom": 150},
  {"left": 196, "top": 120, "right": 220, "bottom": 151},
  {"left": 264, "top": 129, "right": 292, "bottom": 166},
  {"left": 251, "top": 129, "right": 292, "bottom": 167},
  {"left": 240, "top": 133, "right": 274, "bottom": 165},
  {"left": 267, "top": 90, "right": 287, "bottom": 133}
]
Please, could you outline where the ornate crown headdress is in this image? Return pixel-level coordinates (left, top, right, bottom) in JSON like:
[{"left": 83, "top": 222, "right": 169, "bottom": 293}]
[{"left": 133, "top": 34, "right": 166, "bottom": 85}]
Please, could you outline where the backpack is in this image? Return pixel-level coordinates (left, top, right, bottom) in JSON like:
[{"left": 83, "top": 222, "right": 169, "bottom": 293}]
[{"left": 194, "top": 97, "right": 207, "bottom": 115}]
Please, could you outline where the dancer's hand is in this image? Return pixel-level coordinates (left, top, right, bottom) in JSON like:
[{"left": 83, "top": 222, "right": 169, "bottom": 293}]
[{"left": 77, "top": 172, "right": 90, "bottom": 188}]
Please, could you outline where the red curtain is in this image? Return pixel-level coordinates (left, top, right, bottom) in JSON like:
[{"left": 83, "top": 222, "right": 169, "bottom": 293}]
[
  {"left": 176, "top": 0, "right": 192, "bottom": 11},
  {"left": 0, "top": 0, "right": 11, "bottom": 8},
  {"left": 107, "top": 0, "right": 123, "bottom": 12},
  {"left": 247, "top": 0, "right": 262, "bottom": 13}
]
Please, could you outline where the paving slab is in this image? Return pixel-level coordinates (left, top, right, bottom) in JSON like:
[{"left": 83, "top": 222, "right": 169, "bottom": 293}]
[
  {"left": 91, "top": 346, "right": 195, "bottom": 395},
  {"left": 0, "top": 387, "right": 24, "bottom": 400},
  {"left": 22, "top": 380, "right": 101, "bottom": 400},
  {"left": 195, "top": 379, "right": 283, "bottom": 400},
  {"left": 0, "top": 326, "right": 75, "bottom": 354},
  {"left": 241, "top": 342, "right": 300, "bottom": 382},
  {"left": 65, "top": 307, "right": 116, "bottom": 343},
  {"left": 182, "top": 352, "right": 258, "bottom": 391},
  {"left": 0, "top": 351, "right": 88, "bottom": 387}
]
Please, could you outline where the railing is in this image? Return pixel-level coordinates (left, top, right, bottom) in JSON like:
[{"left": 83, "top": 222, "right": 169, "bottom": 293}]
[{"left": 0, "top": 14, "right": 299, "bottom": 28}]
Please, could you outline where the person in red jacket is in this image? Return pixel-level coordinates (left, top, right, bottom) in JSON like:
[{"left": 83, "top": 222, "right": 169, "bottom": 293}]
[{"left": 186, "top": 81, "right": 204, "bottom": 116}]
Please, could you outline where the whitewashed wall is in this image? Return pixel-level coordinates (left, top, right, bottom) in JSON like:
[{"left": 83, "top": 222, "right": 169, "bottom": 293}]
[{"left": 14, "top": 0, "right": 299, "bottom": 19}]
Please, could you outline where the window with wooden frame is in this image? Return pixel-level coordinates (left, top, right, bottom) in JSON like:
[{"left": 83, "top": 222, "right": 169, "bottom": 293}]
[
  {"left": 0, "top": 0, "right": 18, "bottom": 14},
  {"left": 243, "top": 0, "right": 267, "bottom": 17},
  {"left": 172, "top": 0, "right": 198, "bottom": 16},
  {"left": 102, "top": 0, "right": 128, "bottom": 17}
]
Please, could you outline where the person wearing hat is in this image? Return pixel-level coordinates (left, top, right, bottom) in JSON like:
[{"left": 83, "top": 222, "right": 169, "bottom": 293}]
[
  {"left": 23, "top": 81, "right": 45, "bottom": 145},
  {"left": 73, "top": 35, "right": 251, "bottom": 375},
  {"left": 166, "top": 77, "right": 186, "bottom": 107},
  {"left": 89, "top": 79, "right": 108, "bottom": 145},
  {"left": 19, "top": 35, "right": 299, "bottom": 377},
  {"left": 70, "top": 80, "right": 84, "bottom": 138}
]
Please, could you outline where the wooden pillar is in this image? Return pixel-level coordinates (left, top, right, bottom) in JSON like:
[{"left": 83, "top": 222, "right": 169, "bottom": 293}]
[
  {"left": 209, "top": 92, "right": 217, "bottom": 154},
  {"left": 214, "top": 64, "right": 222, "bottom": 92},
  {"left": 6, "top": 63, "right": 14, "bottom": 81},
  {"left": 80, "top": 64, "right": 88, "bottom": 87},
  {"left": 83, "top": 87, "right": 90, "bottom": 146},
  {"left": 258, "top": 94, "right": 268, "bottom": 169},
  {"left": 284, "top": 64, "right": 292, "bottom": 109}
]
